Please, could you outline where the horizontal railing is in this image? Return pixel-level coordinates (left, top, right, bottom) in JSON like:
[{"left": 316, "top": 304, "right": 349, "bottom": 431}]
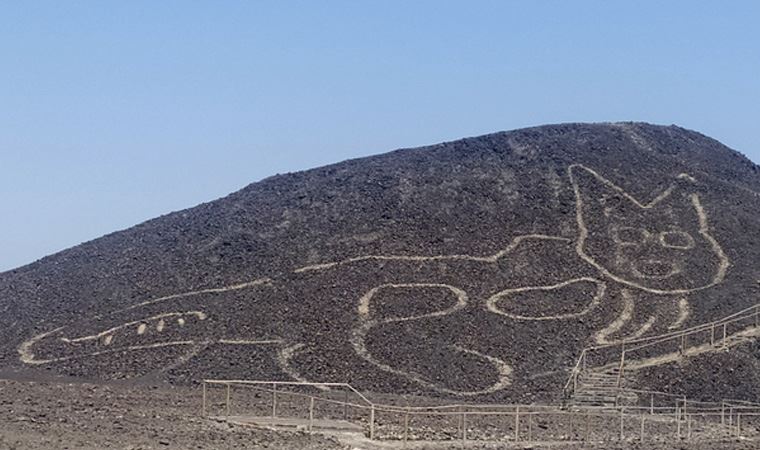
[
  {"left": 200, "top": 378, "right": 760, "bottom": 442},
  {"left": 564, "top": 303, "right": 760, "bottom": 400},
  {"left": 203, "top": 379, "right": 373, "bottom": 407}
]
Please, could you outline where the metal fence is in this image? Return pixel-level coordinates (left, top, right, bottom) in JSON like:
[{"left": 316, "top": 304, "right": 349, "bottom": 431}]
[
  {"left": 198, "top": 305, "right": 760, "bottom": 442},
  {"left": 200, "top": 380, "right": 760, "bottom": 443},
  {"left": 564, "top": 303, "right": 760, "bottom": 399},
  {"left": 202, "top": 380, "right": 372, "bottom": 432}
]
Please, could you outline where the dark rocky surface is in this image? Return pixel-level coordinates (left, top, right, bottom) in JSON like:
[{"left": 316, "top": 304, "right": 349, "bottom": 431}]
[
  {"left": 636, "top": 339, "right": 760, "bottom": 402},
  {"left": 2, "top": 122, "right": 760, "bottom": 405}
]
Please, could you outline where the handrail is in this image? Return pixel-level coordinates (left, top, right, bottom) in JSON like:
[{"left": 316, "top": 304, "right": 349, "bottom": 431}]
[
  {"left": 561, "top": 348, "right": 586, "bottom": 397},
  {"left": 723, "top": 399, "right": 760, "bottom": 407},
  {"left": 205, "top": 303, "right": 760, "bottom": 427},
  {"left": 203, "top": 379, "right": 373, "bottom": 406},
  {"left": 628, "top": 310, "right": 760, "bottom": 353},
  {"left": 618, "top": 387, "right": 684, "bottom": 399},
  {"left": 582, "top": 303, "right": 760, "bottom": 353},
  {"left": 564, "top": 302, "right": 760, "bottom": 398},
  {"left": 201, "top": 376, "right": 760, "bottom": 440},
  {"left": 205, "top": 378, "right": 646, "bottom": 413}
]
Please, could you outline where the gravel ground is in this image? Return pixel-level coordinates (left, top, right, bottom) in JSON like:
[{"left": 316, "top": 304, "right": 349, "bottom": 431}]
[
  {"left": 0, "top": 377, "right": 347, "bottom": 450},
  {"left": 2, "top": 376, "right": 759, "bottom": 450}
]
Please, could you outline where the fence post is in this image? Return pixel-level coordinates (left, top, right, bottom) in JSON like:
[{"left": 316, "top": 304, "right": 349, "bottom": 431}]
[
  {"left": 528, "top": 413, "right": 532, "bottom": 442},
  {"left": 711, "top": 324, "right": 715, "bottom": 346},
  {"left": 737, "top": 413, "right": 741, "bottom": 437},
  {"left": 676, "top": 406, "right": 681, "bottom": 439},
  {"left": 271, "top": 383, "right": 277, "bottom": 418},
  {"left": 309, "top": 397, "right": 314, "bottom": 432},
  {"left": 640, "top": 413, "right": 645, "bottom": 443},
  {"left": 650, "top": 394, "right": 654, "bottom": 415},
  {"left": 202, "top": 381, "right": 207, "bottom": 417},
  {"left": 226, "top": 383, "right": 231, "bottom": 417},
  {"left": 457, "top": 407, "right": 463, "bottom": 438},
  {"left": 687, "top": 414, "right": 692, "bottom": 440},
  {"left": 619, "top": 408, "right": 624, "bottom": 441},
  {"left": 574, "top": 411, "right": 580, "bottom": 442},
  {"left": 514, "top": 407, "right": 520, "bottom": 441},
  {"left": 617, "top": 351, "right": 626, "bottom": 388},
  {"left": 369, "top": 405, "right": 375, "bottom": 440},
  {"left": 573, "top": 371, "right": 578, "bottom": 394},
  {"left": 462, "top": 413, "right": 467, "bottom": 442},
  {"left": 404, "top": 407, "right": 409, "bottom": 444},
  {"left": 721, "top": 401, "right": 725, "bottom": 427},
  {"left": 344, "top": 390, "right": 349, "bottom": 420},
  {"left": 585, "top": 411, "right": 590, "bottom": 442},
  {"left": 723, "top": 323, "right": 727, "bottom": 347},
  {"left": 680, "top": 334, "right": 686, "bottom": 354}
]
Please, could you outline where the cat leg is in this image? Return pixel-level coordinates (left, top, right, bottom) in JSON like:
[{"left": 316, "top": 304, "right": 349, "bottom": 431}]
[
  {"left": 595, "top": 289, "right": 691, "bottom": 346},
  {"left": 594, "top": 289, "right": 658, "bottom": 345},
  {"left": 667, "top": 297, "right": 691, "bottom": 330}
]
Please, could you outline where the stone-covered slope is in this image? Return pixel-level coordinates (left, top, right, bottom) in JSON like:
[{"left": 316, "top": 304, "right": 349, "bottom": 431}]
[{"left": 2, "top": 122, "right": 759, "bottom": 403}]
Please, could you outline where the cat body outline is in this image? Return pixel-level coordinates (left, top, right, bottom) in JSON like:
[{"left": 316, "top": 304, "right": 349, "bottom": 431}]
[{"left": 18, "top": 164, "right": 730, "bottom": 396}]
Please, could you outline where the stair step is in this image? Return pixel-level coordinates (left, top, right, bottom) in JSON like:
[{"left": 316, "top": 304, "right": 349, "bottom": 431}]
[
  {"left": 573, "top": 395, "right": 618, "bottom": 401},
  {"left": 569, "top": 317, "right": 760, "bottom": 408},
  {"left": 571, "top": 365, "right": 637, "bottom": 407},
  {"left": 572, "top": 401, "right": 618, "bottom": 406}
]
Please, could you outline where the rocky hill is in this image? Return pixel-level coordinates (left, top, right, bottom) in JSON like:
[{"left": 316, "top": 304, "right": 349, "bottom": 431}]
[{"left": 2, "top": 122, "right": 760, "bottom": 403}]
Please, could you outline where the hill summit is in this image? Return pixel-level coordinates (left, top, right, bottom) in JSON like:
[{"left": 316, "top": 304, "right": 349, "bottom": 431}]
[{"left": 3, "top": 122, "right": 760, "bottom": 402}]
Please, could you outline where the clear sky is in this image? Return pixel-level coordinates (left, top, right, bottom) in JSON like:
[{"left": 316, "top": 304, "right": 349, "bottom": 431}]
[{"left": 2, "top": 1, "right": 759, "bottom": 272}]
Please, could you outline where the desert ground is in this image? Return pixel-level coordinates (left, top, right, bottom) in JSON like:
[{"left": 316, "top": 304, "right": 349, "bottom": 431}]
[
  {"left": 2, "top": 372, "right": 759, "bottom": 450},
  {"left": 0, "top": 374, "right": 345, "bottom": 450}
]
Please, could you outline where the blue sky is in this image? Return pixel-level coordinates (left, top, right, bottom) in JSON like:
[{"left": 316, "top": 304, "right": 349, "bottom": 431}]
[{"left": 2, "top": 1, "right": 759, "bottom": 271}]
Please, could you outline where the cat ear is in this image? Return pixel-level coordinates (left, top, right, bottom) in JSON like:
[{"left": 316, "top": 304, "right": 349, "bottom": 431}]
[
  {"left": 569, "top": 164, "right": 696, "bottom": 216},
  {"left": 642, "top": 173, "right": 700, "bottom": 217},
  {"left": 569, "top": 164, "right": 639, "bottom": 218}
]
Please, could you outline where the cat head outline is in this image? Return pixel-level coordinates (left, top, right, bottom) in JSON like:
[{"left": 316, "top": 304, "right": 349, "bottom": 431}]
[{"left": 569, "top": 164, "right": 729, "bottom": 294}]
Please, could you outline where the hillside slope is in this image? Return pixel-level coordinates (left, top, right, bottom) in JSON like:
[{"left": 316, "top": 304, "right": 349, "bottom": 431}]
[{"left": 2, "top": 122, "right": 760, "bottom": 402}]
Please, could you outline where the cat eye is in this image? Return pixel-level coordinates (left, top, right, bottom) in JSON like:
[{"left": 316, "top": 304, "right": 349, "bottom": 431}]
[
  {"left": 612, "top": 226, "right": 649, "bottom": 245},
  {"left": 659, "top": 231, "right": 695, "bottom": 249}
]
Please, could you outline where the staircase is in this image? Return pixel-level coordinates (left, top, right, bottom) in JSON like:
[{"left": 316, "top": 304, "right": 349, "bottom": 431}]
[
  {"left": 569, "top": 367, "right": 638, "bottom": 407},
  {"left": 563, "top": 303, "right": 760, "bottom": 407}
]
